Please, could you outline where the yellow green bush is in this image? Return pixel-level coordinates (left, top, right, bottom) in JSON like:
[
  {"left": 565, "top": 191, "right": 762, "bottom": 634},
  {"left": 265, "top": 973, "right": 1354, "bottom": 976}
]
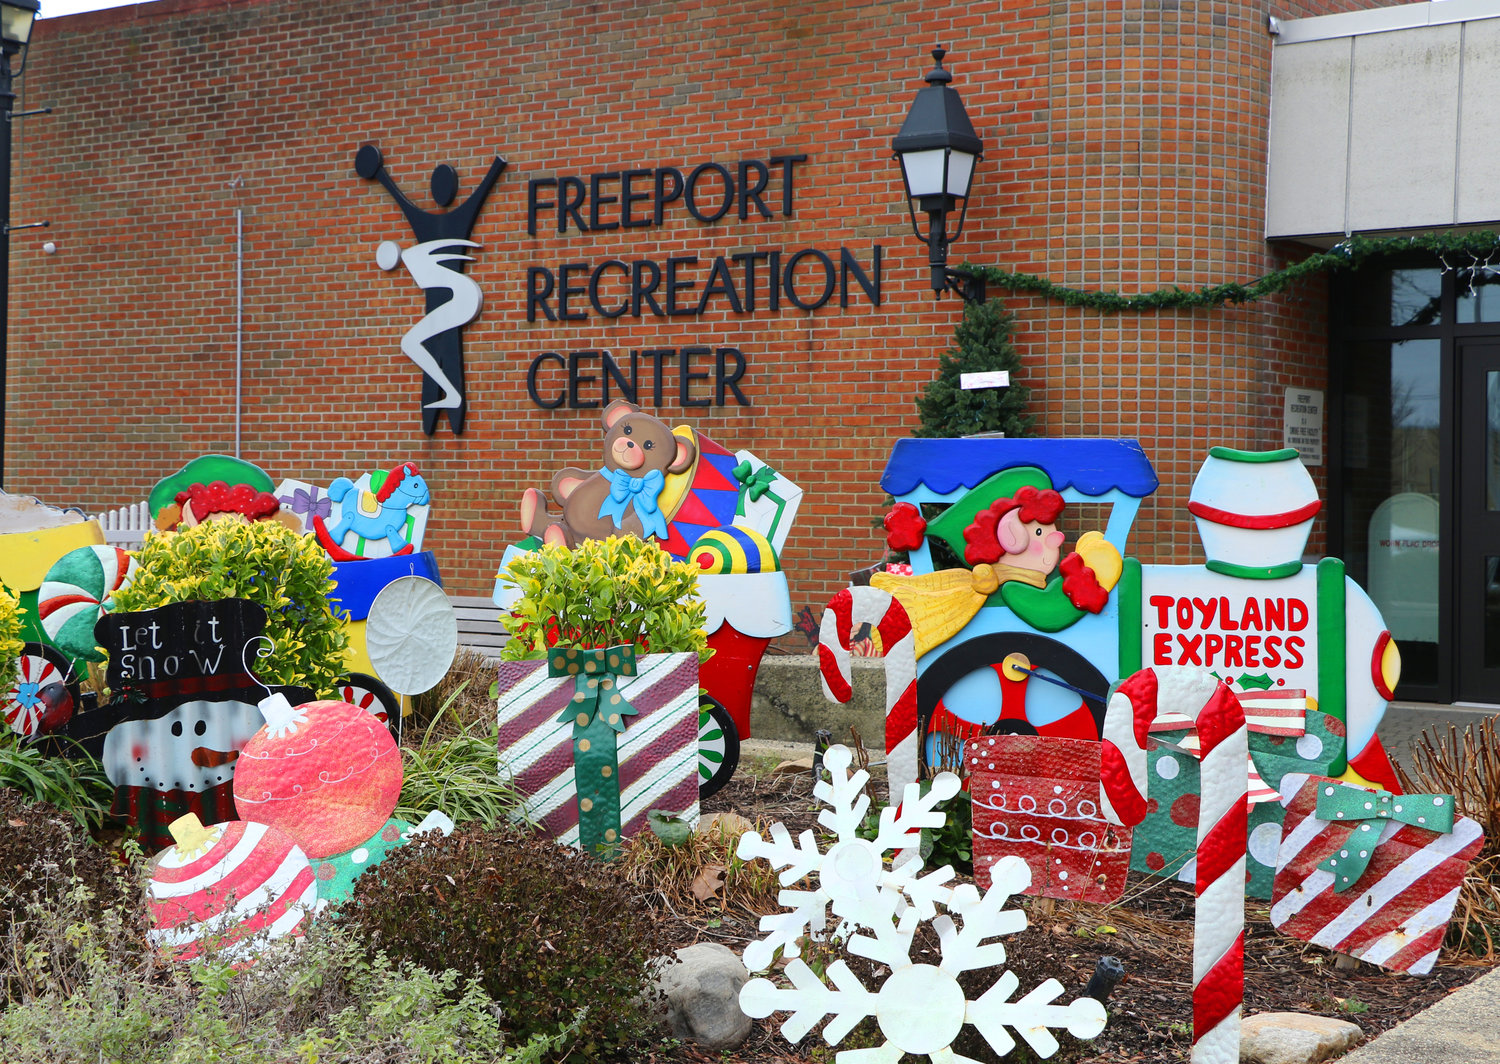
[
  {"left": 0, "top": 587, "right": 23, "bottom": 690},
  {"left": 109, "top": 521, "right": 348, "bottom": 696},
  {"left": 500, "top": 535, "right": 709, "bottom": 662}
]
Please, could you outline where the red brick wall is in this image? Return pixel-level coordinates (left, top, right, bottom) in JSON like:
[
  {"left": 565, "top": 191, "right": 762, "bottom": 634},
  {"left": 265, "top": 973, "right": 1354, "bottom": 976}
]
[{"left": 7, "top": 0, "right": 1375, "bottom": 615}]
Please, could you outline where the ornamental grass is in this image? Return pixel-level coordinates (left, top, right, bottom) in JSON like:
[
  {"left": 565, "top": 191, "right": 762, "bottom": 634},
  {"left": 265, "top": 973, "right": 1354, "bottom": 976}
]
[{"left": 1398, "top": 715, "right": 1500, "bottom": 960}]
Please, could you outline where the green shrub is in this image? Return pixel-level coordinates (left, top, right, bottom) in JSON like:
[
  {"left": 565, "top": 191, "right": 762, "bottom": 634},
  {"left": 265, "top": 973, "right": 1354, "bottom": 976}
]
[
  {"left": 0, "top": 789, "right": 133, "bottom": 1001},
  {"left": 0, "top": 855, "right": 570, "bottom": 1064},
  {"left": 500, "top": 536, "right": 709, "bottom": 663},
  {"left": 397, "top": 709, "right": 524, "bottom": 830},
  {"left": 338, "top": 822, "right": 669, "bottom": 1059},
  {"left": 0, "top": 586, "right": 22, "bottom": 686},
  {"left": 0, "top": 733, "right": 113, "bottom": 833},
  {"left": 109, "top": 521, "right": 349, "bottom": 696}
]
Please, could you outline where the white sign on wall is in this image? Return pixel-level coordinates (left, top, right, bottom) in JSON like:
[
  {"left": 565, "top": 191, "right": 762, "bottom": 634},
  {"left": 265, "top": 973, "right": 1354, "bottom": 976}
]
[
  {"left": 1283, "top": 387, "right": 1324, "bottom": 465},
  {"left": 960, "top": 371, "right": 1010, "bottom": 390}
]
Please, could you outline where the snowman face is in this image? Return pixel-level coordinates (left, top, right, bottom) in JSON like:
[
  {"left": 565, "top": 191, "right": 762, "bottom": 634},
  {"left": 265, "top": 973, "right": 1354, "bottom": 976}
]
[{"left": 102, "top": 699, "right": 264, "bottom": 794}]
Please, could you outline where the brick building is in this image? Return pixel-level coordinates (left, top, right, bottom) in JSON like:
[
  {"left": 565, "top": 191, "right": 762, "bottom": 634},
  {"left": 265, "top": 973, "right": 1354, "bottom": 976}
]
[{"left": 5, "top": 0, "right": 1497, "bottom": 703}]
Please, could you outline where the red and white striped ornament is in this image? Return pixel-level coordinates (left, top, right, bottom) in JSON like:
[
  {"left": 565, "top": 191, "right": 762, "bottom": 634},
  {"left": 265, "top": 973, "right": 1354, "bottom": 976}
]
[
  {"left": 1100, "top": 665, "right": 1248, "bottom": 1064},
  {"left": 232, "top": 696, "right": 403, "bottom": 859},
  {"left": 1270, "top": 774, "right": 1484, "bottom": 974},
  {"left": 147, "top": 814, "right": 318, "bottom": 962},
  {"left": 817, "top": 587, "right": 918, "bottom": 803}
]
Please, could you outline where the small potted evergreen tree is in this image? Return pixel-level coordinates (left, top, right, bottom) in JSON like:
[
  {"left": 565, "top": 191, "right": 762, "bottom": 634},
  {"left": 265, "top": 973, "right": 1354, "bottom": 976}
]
[{"left": 915, "top": 298, "right": 1033, "bottom": 439}]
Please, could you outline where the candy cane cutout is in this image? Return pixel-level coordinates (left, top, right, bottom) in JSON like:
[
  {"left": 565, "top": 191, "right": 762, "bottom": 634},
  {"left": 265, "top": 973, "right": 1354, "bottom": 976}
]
[
  {"left": 817, "top": 587, "right": 918, "bottom": 804},
  {"left": 1099, "top": 666, "right": 1247, "bottom": 1064}
]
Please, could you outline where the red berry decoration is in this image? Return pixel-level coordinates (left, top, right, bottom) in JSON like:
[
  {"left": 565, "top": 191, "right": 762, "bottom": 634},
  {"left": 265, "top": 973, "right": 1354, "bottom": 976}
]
[
  {"left": 232, "top": 696, "right": 403, "bottom": 859},
  {"left": 883, "top": 502, "right": 927, "bottom": 552}
]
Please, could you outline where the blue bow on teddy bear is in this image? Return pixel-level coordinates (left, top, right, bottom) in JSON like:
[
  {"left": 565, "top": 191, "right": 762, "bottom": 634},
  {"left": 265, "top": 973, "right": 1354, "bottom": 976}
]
[{"left": 597, "top": 466, "right": 668, "bottom": 539}]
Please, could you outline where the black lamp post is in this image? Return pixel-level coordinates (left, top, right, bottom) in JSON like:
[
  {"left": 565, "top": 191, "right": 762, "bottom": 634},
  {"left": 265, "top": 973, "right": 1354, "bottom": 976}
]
[
  {"left": 892, "top": 46, "right": 986, "bottom": 304},
  {"left": 0, "top": 0, "right": 39, "bottom": 492}
]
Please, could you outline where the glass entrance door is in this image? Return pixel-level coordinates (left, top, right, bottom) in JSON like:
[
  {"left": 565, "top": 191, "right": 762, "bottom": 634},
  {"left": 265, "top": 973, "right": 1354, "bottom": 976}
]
[
  {"left": 1339, "top": 336, "right": 1444, "bottom": 695},
  {"left": 1333, "top": 262, "right": 1500, "bottom": 704},
  {"left": 1456, "top": 343, "right": 1500, "bottom": 702}
]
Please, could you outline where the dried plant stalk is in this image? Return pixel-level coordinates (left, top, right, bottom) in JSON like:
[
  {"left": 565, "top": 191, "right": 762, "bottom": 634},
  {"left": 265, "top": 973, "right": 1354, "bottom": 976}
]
[
  {"left": 846, "top": 726, "right": 878, "bottom": 809},
  {"left": 1397, "top": 715, "right": 1500, "bottom": 960},
  {"left": 926, "top": 726, "right": 967, "bottom": 780}
]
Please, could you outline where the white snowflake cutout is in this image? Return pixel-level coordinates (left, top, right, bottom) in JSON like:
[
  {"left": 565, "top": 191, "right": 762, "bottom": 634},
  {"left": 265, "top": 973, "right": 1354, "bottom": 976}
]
[
  {"left": 737, "top": 746, "right": 1109, "bottom": 1062},
  {"left": 736, "top": 745, "right": 961, "bottom": 971}
]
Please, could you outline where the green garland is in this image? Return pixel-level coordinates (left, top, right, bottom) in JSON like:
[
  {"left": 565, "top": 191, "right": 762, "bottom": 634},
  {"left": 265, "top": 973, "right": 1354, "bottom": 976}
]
[{"left": 966, "top": 230, "right": 1500, "bottom": 313}]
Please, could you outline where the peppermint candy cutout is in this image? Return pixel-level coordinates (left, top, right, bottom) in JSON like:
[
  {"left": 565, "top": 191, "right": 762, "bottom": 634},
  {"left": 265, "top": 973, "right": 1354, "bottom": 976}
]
[{"left": 38, "top": 545, "right": 136, "bottom": 661}]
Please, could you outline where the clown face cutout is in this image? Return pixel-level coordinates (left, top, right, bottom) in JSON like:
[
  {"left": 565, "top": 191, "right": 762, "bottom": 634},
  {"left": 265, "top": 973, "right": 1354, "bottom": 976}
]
[{"left": 1001, "top": 512, "right": 1065, "bottom": 575}]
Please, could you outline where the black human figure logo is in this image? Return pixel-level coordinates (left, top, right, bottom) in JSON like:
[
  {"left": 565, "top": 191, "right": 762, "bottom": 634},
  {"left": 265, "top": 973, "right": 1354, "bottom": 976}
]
[{"left": 355, "top": 144, "right": 507, "bottom": 436}]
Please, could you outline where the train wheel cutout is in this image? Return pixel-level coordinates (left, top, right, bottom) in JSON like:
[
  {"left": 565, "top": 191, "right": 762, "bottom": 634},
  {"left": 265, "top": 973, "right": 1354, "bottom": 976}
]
[
  {"left": 697, "top": 695, "right": 740, "bottom": 799},
  {"left": 917, "top": 632, "right": 1109, "bottom": 778},
  {"left": 338, "top": 672, "right": 401, "bottom": 739}
]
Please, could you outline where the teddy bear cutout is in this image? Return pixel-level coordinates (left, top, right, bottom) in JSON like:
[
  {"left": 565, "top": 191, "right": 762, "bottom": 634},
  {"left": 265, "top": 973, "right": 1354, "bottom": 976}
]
[{"left": 521, "top": 400, "right": 697, "bottom": 548}]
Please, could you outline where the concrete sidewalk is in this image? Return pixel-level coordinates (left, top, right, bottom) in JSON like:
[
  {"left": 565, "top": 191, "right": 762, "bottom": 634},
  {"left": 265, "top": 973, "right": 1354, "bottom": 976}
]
[
  {"left": 1336, "top": 965, "right": 1500, "bottom": 1064},
  {"left": 1376, "top": 701, "right": 1498, "bottom": 768}
]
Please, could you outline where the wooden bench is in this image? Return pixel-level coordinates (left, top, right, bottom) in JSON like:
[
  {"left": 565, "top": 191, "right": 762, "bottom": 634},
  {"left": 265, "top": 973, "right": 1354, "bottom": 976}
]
[{"left": 449, "top": 594, "right": 510, "bottom": 658}]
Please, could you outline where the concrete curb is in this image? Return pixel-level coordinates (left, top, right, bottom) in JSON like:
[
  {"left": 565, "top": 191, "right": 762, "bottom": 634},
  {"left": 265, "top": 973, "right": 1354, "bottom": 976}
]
[
  {"left": 1334, "top": 966, "right": 1500, "bottom": 1063},
  {"left": 748, "top": 654, "right": 888, "bottom": 746}
]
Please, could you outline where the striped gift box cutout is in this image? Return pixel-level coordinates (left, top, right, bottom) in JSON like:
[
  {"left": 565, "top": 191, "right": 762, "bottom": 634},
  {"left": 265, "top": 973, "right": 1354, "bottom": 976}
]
[
  {"left": 1271, "top": 773, "right": 1485, "bottom": 974},
  {"left": 497, "top": 653, "right": 700, "bottom": 847}
]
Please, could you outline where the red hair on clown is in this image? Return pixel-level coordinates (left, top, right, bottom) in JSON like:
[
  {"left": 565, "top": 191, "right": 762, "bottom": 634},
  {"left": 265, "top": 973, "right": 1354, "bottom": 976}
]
[{"left": 963, "top": 486, "right": 1067, "bottom": 566}]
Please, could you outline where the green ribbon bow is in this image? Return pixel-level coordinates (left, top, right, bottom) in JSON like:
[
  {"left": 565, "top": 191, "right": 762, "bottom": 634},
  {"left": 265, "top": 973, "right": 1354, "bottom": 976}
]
[
  {"left": 549, "top": 644, "right": 640, "bottom": 731},
  {"left": 1314, "top": 783, "right": 1456, "bottom": 892},
  {"left": 548, "top": 645, "right": 640, "bottom": 857},
  {"left": 732, "top": 460, "right": 779, "bottom": 501}
]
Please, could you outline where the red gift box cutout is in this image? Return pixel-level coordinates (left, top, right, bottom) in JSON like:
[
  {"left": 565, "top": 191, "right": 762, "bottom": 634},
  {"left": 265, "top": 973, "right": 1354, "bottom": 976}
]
[
  {"left": 1271, "top": 773, "right": 1485, "bottom": 975},
  {"left": 968, "top": 733, "right": 1132, "bottom": 904}
]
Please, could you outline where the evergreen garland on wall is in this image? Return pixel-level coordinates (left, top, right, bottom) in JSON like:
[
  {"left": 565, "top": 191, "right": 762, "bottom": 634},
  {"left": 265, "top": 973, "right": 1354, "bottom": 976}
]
[{"left": 964, "top": 230, "right": 1500, "bottom": 313}]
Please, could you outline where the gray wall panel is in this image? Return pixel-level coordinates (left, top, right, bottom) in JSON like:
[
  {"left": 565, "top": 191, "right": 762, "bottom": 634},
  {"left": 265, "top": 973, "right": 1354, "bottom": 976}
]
[
  {"left": 1346, "top": 24, "right": 1460, "bottom": 232},
  {"left": 1266, "top": 37, "right": 1352, "bottom": 239},
  {"left": 1457, "top": 18, "right": 1500, "bottom": 222}
]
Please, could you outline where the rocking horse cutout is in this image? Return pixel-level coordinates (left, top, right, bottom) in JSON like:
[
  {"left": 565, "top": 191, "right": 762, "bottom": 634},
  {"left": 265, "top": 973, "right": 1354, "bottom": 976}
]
[{"left": 313, "top": 462, "right": 430, "bottom": 562}]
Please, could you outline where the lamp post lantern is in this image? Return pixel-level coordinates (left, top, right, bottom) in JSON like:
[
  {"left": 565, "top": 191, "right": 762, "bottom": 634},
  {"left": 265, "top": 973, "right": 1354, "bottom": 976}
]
[
  {"left": 891, "top": 46, "right": 986, "bottom": 304},
  {"left": 0, "top": 0, "right": 38, "bottom": 492}
]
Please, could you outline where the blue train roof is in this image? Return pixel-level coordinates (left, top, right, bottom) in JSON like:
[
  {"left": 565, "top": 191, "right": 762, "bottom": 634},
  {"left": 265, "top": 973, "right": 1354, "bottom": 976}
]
[{"left": 881, "top": 438, "right": 1159, "bottom": 497}]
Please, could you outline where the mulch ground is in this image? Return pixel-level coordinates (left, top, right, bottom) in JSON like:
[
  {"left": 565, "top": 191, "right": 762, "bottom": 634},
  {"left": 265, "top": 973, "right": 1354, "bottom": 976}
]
[{"left": 640, "top": 764, "right": 1493, "bottom": 1064}]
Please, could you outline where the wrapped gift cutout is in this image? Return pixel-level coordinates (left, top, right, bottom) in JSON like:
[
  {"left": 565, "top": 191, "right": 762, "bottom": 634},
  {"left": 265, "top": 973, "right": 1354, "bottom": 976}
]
[
  {"left": 496, "top": 651, "right": 699, "bottom": 849},
  {"left": 1271, "top": 773, "right": 1484, "bottom": 975},
  {"left": 1130, "top": 694, "right": 1346, "bottom": 899},
  {"left": 968, "top": 734, "right": 1132, "bottom": 903}
]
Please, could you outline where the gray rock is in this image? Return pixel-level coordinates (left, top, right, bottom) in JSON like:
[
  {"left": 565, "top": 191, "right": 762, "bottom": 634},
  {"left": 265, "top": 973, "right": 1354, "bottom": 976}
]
[
  {"left": 654, "top": 942, "right": 752, "bottom": 1049},
  {"left": 1240, "top": 1012, "right": 1364, "bottom": 1064}
]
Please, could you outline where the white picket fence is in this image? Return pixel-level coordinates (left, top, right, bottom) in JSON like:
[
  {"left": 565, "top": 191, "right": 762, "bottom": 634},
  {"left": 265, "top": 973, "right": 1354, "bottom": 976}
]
[{"left": 95, "top": 500, "right": 151, "bottom": 548}]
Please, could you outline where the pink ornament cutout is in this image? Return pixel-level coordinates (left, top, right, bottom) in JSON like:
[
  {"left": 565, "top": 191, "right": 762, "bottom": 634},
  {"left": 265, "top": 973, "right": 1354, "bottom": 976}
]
[{"left": 233, "top": 696, "right": 402, "bottom": 858}]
